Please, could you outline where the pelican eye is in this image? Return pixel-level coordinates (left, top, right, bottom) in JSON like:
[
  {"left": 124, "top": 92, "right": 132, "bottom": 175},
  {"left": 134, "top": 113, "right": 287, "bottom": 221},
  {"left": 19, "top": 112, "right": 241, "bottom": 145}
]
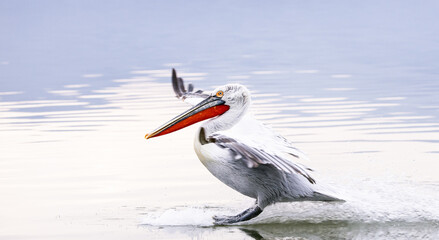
[{"left": 216, "top": 90, "right": 224, "bottom": 98}]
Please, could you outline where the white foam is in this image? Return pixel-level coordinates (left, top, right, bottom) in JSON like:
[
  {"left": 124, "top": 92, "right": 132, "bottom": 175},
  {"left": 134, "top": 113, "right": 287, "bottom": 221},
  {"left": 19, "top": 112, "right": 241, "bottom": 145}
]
[{"left": 142, "top": 179, "right": 439, "bottom": 227}]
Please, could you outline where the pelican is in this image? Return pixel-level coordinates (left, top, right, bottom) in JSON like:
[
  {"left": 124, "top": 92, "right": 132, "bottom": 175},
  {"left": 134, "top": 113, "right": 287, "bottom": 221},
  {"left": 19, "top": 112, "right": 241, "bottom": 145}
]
[{"left": 145, "top": 69, "right": 342, "bottom": 225}]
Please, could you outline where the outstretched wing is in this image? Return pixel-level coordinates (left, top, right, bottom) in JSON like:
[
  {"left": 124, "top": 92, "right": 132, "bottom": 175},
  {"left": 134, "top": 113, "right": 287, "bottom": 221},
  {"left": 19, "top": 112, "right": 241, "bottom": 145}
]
[
  {"left": 207, "top": 130, "right": 316, "bottom": 184},
  {"left": 172, "top": 68, "right": 209, "bottom": 106}
]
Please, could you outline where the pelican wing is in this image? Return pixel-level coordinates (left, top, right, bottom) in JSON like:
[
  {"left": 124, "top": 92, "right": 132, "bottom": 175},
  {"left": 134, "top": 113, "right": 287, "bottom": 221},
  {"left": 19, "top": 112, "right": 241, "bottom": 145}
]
[
  {"left": 172, "top": 68, "right": 209, "bottom": 106},
  {"left": 232, "top": 113, "right": 310, "bottom": 161},
  {"left": 208, "top": 131, "right": 316, "bottom": 184}
]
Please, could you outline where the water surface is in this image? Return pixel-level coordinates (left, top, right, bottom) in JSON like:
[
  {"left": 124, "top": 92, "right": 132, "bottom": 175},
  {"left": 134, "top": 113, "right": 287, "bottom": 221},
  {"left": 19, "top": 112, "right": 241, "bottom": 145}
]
[{"left": 1, "top": 1, "right": 439, "bottom": 239}]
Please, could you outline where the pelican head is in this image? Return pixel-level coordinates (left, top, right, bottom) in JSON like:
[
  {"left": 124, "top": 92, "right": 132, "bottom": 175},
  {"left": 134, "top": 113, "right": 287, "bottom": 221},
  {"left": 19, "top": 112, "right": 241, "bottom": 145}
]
[{"left": 145, "top": 83, "right": 251, "bottom": 139}]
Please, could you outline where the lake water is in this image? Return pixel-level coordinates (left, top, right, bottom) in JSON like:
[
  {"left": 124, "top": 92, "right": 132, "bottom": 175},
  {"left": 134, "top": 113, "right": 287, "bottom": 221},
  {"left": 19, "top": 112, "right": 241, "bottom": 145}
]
[{"left": 1, "top": 1, "right": 439, "bottom": 239}]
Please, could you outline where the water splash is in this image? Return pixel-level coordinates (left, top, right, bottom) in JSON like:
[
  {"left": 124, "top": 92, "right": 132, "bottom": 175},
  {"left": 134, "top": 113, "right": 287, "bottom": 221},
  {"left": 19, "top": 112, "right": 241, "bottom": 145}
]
[{"left": 141, "top": 179, "right": 439, "bottom": 227}]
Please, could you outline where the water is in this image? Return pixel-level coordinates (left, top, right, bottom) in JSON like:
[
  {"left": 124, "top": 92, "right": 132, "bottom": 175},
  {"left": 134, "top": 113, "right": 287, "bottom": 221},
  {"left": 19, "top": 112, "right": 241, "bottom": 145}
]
[{"left": 1, "top": 1, "right": 439, "bottom": 239}]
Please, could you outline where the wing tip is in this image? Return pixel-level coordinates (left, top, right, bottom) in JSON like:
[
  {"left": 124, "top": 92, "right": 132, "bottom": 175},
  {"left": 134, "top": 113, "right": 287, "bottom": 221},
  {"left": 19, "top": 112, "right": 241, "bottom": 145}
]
[
  {"left": 171, "top": 68, "right": 183, "bottom": 97},
  {"left": 188, "top": 83, "right": 194, "bottom": 92}
]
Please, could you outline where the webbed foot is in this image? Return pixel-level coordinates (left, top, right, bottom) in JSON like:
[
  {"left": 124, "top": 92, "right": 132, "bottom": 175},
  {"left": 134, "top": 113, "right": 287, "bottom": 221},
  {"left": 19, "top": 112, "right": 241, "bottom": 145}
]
[{"left": 213, "top": 206, "right": 262, "bottom": 225}]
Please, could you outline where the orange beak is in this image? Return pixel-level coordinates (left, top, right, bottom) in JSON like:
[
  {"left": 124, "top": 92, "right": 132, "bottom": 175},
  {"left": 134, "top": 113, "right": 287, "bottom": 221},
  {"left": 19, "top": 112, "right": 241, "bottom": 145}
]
[{"left": 145, "top": 96, "right": 229, "bottom": 139}]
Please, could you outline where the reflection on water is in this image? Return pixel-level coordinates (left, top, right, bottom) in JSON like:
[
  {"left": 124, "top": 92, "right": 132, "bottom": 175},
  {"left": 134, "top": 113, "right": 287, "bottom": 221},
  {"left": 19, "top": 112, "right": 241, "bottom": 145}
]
[
  {"left": 240, "top": 222, "right": 439, "bottom": 240},
  {"left": 2, "top": 69, "right": 439, "bottom": 239},
  {"left": 141, "top": 222, "right": 439, "bottom": 240},
  {"left": 2, "top": 68, "right": 439, "bottom": 150}
]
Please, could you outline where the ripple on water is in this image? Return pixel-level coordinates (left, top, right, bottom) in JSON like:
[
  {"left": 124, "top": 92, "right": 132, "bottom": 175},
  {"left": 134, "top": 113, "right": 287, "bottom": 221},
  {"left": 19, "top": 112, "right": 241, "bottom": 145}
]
[
  {"left": 139, "top": 184, "right": 439, "bottom": 240},
  {"left": 1, "top": 69, "right": 439, "bottom": 239}
]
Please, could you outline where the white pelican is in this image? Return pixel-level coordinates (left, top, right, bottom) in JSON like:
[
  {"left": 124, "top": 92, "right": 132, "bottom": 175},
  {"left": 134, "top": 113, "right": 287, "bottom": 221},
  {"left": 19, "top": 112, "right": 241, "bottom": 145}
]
[{"left": 145, "top": 69, "right": 342, "bottom": 225}]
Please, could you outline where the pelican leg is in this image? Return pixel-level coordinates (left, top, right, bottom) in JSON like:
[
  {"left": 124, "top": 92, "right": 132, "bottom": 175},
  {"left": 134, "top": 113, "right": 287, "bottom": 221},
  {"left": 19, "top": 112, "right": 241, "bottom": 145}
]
[{"left": 213, "top": 205, "right": 262, "bottom": 225}]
